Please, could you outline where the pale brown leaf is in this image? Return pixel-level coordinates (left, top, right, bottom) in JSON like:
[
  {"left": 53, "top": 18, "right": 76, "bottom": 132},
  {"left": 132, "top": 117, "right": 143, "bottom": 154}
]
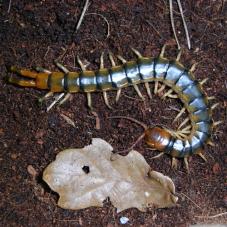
[{"left": 43, "top": 138, "right": 178, "bottom": 212}]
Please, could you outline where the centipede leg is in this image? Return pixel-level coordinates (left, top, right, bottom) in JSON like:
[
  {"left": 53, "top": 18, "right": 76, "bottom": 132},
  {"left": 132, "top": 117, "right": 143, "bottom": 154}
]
[
  {"left": 211, "top": 103, "right": 219, "bottom": 110},
  {"left": 131, "top": 47, "right": 142, "bottom": 58},
  {"left": 39, "top": 91, "right": 54, "bottom": 103},
  {"left": 162, "top": 88, "right": 173, "bottom": 99},
  {"left": 77, "top": 56, "right": 89, "bottom": 71},
  {"left": 54, "top": 61, "right": 70, "bottom": 73},
  {"left": 100, "top": 52, "right": 105, "bottom": 69},
  {"left": 176, "top": 49, "right": 182, "bottom": 62},
  {"left": 190, "top": 63, "right": 198, "bottom": 73},
  {"left": 171, "top": 157, "right": 178, "bottom": 169},
  {"left": 207, "top": 140, "right": 215, "bottom": 146},
  {"left": 103, "top": 91, "right": 112, "bottom": 109},
  {"left": 184, "top": 157, "right": 189, "bottom": 173},
  {"left": 133, "top": 84, "right": 145, "bottom": 101},
  {"left": 173, "top": 107, "right": 186, "bottom": 122},
  {"left": 151, "top": 152, "right": 164, "bottom": 159},
  {"left": 47, "top": 93, "right": 65, "bottom": 112},
  {"left": 200, "top": 78, "right": 209, "bottom": 86},
  {"left": 117, "top": 55, "right": 127, "bottom": 63},
  {"left": 157, "top": 84, "right": 166, "bottom": 94},
  {"left": 108, "top": 52, "right": 116, "bottom": 66},
  {"left": 160, "top": 44, "right": 167, "bottom": 58},
  {"left": 144, "top": 82, "right": 152, "bottom": 99},
  {"left": 197, "top": 152, "right": 207, "bottom": 162},
  {"left": 86, "top": 92, "right": 92, "bottom": 109},
  {"left": 116, "top": 89, "right": 121, "bottom": 103},
  {"left": 178, "top": 117, "right": 190, "bottom": 130},
  {"left": 212, "top": 120, "right": 222, "bottom": 127},
  {"left": 59, "top": 93, "right": 72, "bottom": 105},
  {"left": 35, "top": 66, "right": 51, "bottom": 74},
  {"left": 154, "top": 81, "right": 159, "bottom": 94}
]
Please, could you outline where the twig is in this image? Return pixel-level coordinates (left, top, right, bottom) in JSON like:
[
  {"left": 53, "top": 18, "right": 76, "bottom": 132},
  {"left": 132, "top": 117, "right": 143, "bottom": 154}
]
[
  {"left": 169, "top": 0, "right": 180, "bottom": 49},
  {"left": 196, "top": 211, "right": 227, "bottom": 219},
  {"left": 76, "top": 0, "right": 90, "bottom": 31},
  {"left": 176, "top": 0, "right": 191, "bottom": 49},
  {"left": 169, "top": 0, "right": 191, "bottom": 49},
  {"left": 180, "top": 192, "right": 202, "bottom": 210},
  {"left": 7, "top": 0, "right": 12, "bottom": 13},
  {"left": 86, "top": 13, "right": 110, "bottom": 38}
]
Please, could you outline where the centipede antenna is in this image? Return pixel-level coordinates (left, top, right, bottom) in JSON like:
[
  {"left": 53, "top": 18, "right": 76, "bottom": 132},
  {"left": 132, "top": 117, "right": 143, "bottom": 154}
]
[
  {"left": 173, "top": 107, "right": 186, "bottom": 122},
  {"left": 54, "top": 61, "right": 69, "bottom": 73},
  {"left": 154, "top": 81, "right": 159, "bottom": 94},
  {"left": 189, "top": 63, "right": 198, "bottom": 73},
  {"left": 103, "top": 91, "right": 112, "bottom": 109},
  {"left": 77, "top": 56, "right": 87, "bottom": 71},
  {"left": 130, "top": 47, "right": 142, "bottom": 58},
  {"left": 86, "top": 92, "right": 92, "bottom": 109},
  {"left": 108, "top": 52, "right": 116, "bottom": 66},
  {"left": 211, "top": 103, "right": 219, "bottom": 110},
  {"left": 117, "top": 55, "right": 127, "bottom": 64},
  {"left": 200, "top": 78, "right": 209, "bottom": 86},
  {"left": 8, "top": 77, "right": 36, "bottom": 87},
  {"left": 100, "top": 52, "right": 105, "bottom": 69},
  {"left": 151, "top": 152, "right": 164, "bottom": 159},
  {"left": 133, "top": 84, "right": 145, "bottom": 100},
  {"left": 184, "top": 157, "right": 189, "bottom": 173},
  {"left": 197, "top": 152, "right": 207, "bottom": 162},
  {"left": 160, "top": 45, "right": 167, "bottom": 58},
  {"left": 59, "top": 93, "right": 72, "bottom": 105},
  {"left": 178, "top": 117, "right": 190, "bottom": 130},
  {"left": 144, "top": 82, "right": 152, "bottom": 99},
  {"left": 115, "top": 89, "right": 122, "bottom": 103},
  {"left": 108, "top": 116, "right": 148, "bottom": 130},
  {"left": 171, "top": 157, "right": 178, "bottom": 169},
  {"left": 176, "top": 49, "right": 182, "bottom": 62},
  {"left": 47, "top": 93, "right": 65, "bottom": 112},
  {"left": 9, "top": 66, "right": 38, "bottom": 78},
  {"left": 157, "top": 84, "right": 166, "bottom": 94}
]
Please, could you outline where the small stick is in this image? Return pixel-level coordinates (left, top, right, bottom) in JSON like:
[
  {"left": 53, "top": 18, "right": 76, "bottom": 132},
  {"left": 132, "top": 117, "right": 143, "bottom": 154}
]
[
  {"left": 169, "top": 0, "right": 181, "bottom": 49},
  {"left": 196, "top": 211, "right": 227, "bottom": 219},
  {"left": 7, "top": 0, "right": 12, "bottom": 13},
  {"left": 76, "top": 0, "right": 90, "bottom": 31},
  {"left": 108, "top": 116, "right": 148, "bottom": 130},
  {"left": 177, "top": 0, "right": 191, "bottom": 49},
  {"left": 86, "top": 13, "right": 110, "bottom": 38}
]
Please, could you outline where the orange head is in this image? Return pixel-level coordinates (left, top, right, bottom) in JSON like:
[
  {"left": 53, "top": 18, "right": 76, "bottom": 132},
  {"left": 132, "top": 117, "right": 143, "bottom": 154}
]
[{"left": 144, "top": 127, "right": 172, "bottom": 151}]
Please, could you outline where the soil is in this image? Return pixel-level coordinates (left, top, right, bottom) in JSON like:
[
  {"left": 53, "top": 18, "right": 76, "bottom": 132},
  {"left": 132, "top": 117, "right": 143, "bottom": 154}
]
[{"left": 0, "top": 0, "right": 226, "bottom": 226}]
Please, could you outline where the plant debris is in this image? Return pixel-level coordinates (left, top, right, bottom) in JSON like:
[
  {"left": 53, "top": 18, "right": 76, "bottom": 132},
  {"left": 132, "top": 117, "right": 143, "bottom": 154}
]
[{"left": 43, "top": 138, "right": 178, "bottom": 212}]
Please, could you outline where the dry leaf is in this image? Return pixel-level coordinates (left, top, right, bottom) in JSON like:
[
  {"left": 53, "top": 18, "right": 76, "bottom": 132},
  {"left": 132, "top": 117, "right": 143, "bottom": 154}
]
[{"left": 43, "top": 138, "right": 178, "bottom": 212}]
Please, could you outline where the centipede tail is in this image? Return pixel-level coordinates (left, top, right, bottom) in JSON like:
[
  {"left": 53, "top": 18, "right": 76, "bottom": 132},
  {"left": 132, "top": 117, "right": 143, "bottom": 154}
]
[{"left": 8, "top": 47, "right": 219, "bottom": 170}]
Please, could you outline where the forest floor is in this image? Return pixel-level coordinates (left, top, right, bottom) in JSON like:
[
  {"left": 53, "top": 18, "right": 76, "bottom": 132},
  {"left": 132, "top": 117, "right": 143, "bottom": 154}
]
[{"left": 0, "top": 0, "right": 226, "bottom": 226}]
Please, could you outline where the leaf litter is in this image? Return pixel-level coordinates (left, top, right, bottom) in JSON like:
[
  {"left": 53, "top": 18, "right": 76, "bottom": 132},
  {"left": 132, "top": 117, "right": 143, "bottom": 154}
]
[{"left": 43, "top": 138, "right": 178, "bottom": 212}]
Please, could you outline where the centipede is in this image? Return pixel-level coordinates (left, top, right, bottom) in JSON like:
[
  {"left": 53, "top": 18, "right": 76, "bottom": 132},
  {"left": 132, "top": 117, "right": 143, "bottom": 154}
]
[{"left": 8, "top": 46, "right": 221, "bottom": 170}]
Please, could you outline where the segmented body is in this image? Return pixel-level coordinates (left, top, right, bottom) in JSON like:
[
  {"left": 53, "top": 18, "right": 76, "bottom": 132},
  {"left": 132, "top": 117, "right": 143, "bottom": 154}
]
[{"left": 8, "top": 55, "right": 213, "bottom": 160}]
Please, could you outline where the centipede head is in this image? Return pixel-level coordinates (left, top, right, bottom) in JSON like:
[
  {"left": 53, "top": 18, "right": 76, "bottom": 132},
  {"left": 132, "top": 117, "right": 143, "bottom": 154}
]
[{"left": 144, "top": 127, "right": 172, "bottom": 152}]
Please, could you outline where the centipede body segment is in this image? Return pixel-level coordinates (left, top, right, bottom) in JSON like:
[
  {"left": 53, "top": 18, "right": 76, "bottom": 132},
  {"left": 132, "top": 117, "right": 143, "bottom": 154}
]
[{"left": 8, "top": 47, "right": 221, "bottom": 170}]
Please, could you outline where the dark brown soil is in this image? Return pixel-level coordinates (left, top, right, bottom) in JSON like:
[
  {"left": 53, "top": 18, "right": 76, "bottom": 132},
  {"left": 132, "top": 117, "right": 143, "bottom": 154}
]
[{"left": 0, "top": 0, "right": 226, "bottom": 226}]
